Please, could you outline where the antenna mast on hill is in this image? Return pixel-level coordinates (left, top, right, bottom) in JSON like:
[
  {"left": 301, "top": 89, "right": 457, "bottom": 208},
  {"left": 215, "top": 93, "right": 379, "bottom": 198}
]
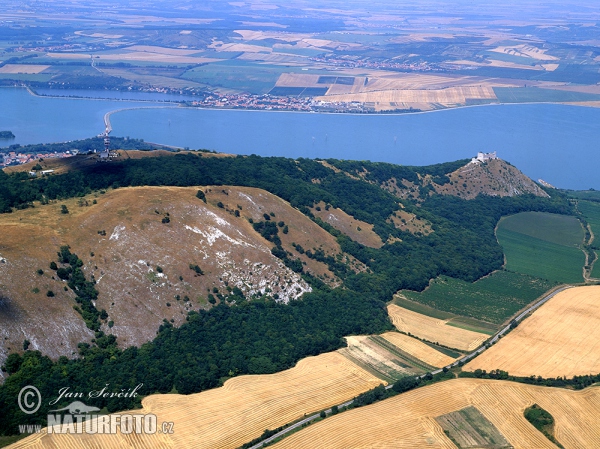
[{"left": 99, "top": 123, "right": 118, "bottom": 161}]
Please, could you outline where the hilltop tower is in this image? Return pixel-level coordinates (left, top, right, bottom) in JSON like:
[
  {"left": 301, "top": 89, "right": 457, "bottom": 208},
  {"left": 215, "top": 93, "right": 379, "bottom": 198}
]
[{"left": 99, "top": 127, "right": 118, "bottom": 161}]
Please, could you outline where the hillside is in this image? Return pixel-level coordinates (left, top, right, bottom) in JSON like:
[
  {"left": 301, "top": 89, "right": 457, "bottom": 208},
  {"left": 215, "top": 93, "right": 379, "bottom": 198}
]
[
  {"left": 0, "top": 151, "right": 572, "bottom": 377},
  {"left": 432, "top": 157, "right": 550, "bottom": 200},
  {"left": 0, "top": 185, "right": 357, "bottom": 379},
  {"left": 0, "top": 146, "right": 578, "bottom": 441},
  {"left": 322, "top": 155, "right": 549, "bottom": 202}
]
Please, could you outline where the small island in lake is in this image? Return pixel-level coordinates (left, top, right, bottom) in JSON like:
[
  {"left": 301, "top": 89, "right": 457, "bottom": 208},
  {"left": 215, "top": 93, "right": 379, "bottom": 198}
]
[{"left": 0, "top": 131, "right": 15, "bottom": 139}]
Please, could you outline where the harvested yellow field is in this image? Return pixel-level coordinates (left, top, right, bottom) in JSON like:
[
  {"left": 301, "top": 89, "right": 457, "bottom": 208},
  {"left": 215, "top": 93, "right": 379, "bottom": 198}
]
[
  {"left": 465, "top": 286, "right": 600, "bottom": 378},
  {"left": 0, "top": 64, "right": 49, "bottom": 74},
  {"left": 486, "top": 59, "right": 543, "bottom": 71},
  {"left": 491, "top": 44, "right": 559, "bottom": 61},
  {"left": 381, "top": 332, "right": 457, "bottom": 368},
  {"left": 275, "top": 72, "right": 322, "bottom": 87},
  {"left": 270, "top": 378, "right": 600, "bottom": 449},
  {"left": 318, "top": 86, "right": 497, "bottom": 106},
  {"left": 234, "top": 30, "right": 305, "bottom": 42},
  {"left": 359, "top": 74, "right": 496, "bottom": 91},
  {"left": 542, "top": 63, "right": 560, "bottom": 71},
  {"left": 301, "top": 38, "right": 333, "bottom": 48},
  {"left": 275, "top": 73, "right": 365, "bottom": 94},
  {"left": 387, "top": 304, "right": 488, "bottom": 351},
  {"left": 325, "top": 80, "right": 365, "bottom": 95},
  {"left": 9, "top": 352, "right": 382, "bottom": 449}
]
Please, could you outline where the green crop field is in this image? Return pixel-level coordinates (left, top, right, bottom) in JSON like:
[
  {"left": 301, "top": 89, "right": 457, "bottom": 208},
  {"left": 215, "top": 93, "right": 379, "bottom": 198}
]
[
  {"left": 182, "top": 61, "right": 279, "bottom": 94},
  {"left": 181, "top": 60, "right": 334, "bottom": 94},
  {"left": 567, "top": 190, "right": 600, "bottom": 201},
  {"left": 493, "top": 87, "right": 600, "bottom": 103},
  {"left": 393, "top": 296, "right": 455, "bottom": 320},
  {"left": 398, "top": 270, "right": 557, "bottom": 324},
  {"left": 498, "top": 211, "right": 583, "bottom": 246},
  {"left": 578, "top": 200, "right": 600, "bottom": 278},
  {"left": 484, "top": 50, "right": 539, "bottom": 65},
  {"left": 496, "top": 212, "right": 584, "bottom": 283}
]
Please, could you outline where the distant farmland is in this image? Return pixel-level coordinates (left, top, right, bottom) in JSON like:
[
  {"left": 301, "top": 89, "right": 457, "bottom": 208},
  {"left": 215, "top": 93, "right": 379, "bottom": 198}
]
[{"left": 496, "top": 212, "right": 584, "bottom": 284}]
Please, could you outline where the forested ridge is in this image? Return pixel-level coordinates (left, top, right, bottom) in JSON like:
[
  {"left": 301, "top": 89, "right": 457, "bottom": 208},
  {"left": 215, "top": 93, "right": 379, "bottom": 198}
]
[{"left": 0, "top": 148, "right": 574, "bottom": 435}]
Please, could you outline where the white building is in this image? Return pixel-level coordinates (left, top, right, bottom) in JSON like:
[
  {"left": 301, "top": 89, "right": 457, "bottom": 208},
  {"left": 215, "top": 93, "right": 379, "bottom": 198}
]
[{"left": 470, "top": 152, "right": 498, "bottom": 164}]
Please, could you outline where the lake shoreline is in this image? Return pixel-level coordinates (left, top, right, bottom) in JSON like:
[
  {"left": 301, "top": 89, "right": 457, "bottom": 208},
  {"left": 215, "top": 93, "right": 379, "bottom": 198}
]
[
  {"left": 20, "top": 86, "right": 600, "bottom": 118},
  {"left": 4, "top": 86, "right": 600, "bottom": 190}
]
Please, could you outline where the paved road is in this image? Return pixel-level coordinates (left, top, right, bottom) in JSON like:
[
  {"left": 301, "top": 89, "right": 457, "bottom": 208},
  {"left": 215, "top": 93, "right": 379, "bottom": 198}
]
[{"left": 248, "top": 285, "right": 572, "bottom": 448}]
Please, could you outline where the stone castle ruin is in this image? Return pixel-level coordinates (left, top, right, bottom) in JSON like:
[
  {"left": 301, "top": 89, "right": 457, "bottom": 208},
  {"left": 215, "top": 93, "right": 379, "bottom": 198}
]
[{"left": 470, "top": 152, "right": 498, "bottom": 164}]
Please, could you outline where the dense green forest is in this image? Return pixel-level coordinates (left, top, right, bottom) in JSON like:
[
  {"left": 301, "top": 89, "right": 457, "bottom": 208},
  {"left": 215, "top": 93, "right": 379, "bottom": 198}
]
[{"left": 0, "top": 146, "right": 576, "bottom": 435}]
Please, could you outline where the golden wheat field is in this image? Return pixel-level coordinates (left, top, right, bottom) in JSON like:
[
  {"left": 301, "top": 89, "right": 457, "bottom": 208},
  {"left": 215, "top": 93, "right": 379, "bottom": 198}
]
[
  {"left": 275, "top": 73, "right": 323, "bottom": 87},
  {"left": 387, "top": 304, "right": 488, "bottom": 351},
  {"left": 270, "top": 378, "right": 600, "bottom": 449},
  {"left": 358, "top": 74, "right": 502, "bottom": 91},
  {"left": 465, "top": 286, "right": 600, "bottom": 378},
  {"left": 0, "top": 64, "right": 49, "bottom": 74},
  {"left": 381, "top": 332, "right": 457, "bottom": 368},
  {"left": 8, "top": 352, "right": 382, "bottom": 449},
  {"left": 490, "top": 44, "right": 559, "bottom": 61},
  {"left": 318, "top": 86, "right": 497, "bottom": 106}
]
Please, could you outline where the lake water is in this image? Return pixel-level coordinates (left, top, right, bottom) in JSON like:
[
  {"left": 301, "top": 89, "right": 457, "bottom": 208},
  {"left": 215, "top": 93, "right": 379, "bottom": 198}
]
[{"left": 3, "top": 87, "right": 599, "bottom": 190}]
